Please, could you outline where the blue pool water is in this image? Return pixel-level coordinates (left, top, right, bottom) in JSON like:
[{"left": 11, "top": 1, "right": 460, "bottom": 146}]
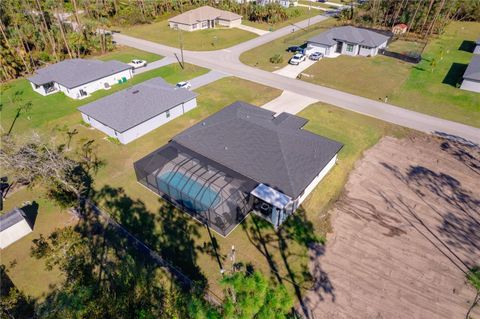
[{"left": 157, "top": 171, "right": 220, "bottom": 212}]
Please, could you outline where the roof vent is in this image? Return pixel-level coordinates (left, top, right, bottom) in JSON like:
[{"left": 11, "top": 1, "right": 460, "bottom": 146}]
[
  {"left": 202, "top": 122, "right": 206, "bottom": 126},
  {"left": 224, "top": 146, "right": 228, "bottom": 150},
  {"left": 132, "top": 90, "right": 140, "bottom": 94}
]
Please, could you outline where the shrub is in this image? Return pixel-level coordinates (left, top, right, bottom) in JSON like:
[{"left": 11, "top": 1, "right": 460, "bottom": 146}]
[{"left": 269, "top": 54, "right": 283, "bottom": 64}]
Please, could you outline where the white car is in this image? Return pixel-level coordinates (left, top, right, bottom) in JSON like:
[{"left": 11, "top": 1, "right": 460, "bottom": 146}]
[
  {"left": 289, "top": 53, "right": 306, "bottom": 65},
  {"left": 176, "top": 81, "right": 192, "bottom": 90},
  {"left": 129, "top": 59, "right": 147, "bottom": 69}
]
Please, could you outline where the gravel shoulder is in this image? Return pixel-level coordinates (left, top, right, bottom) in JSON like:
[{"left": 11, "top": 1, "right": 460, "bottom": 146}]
[{"left": 302, "top": 136, "right": 480, "bottom": 318}]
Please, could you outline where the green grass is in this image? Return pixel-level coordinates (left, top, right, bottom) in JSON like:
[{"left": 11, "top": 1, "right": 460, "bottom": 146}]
[
  {"left": 241, "top": 20, "right": 480, "bottom": 127},
  {"left": 0, "top": 63, "right": 208, "bottom": 134},
  {"left": 1, "top": 188, "right": 75, "bottom": 300},
  {"left": 117, "top": 20, "right": 257, "bottom": 51},
  {"left": 93, "top": 46, "right": 163, "bottom": 63},
  {"left": 389, "top": 21, "right": 480, "bottom": 127},
  {"left": 242, "top": 6, "right": 322, "bottom": 31},
  {"left": 240, "top": 18, "right": 338, "bottom": 71}
]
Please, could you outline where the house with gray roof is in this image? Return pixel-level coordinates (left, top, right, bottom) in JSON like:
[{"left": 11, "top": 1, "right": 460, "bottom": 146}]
[
  {"left": 0, "top": 208, "right": 32, "bottom": 249},
  {"left": 474, "top": 37, "right": 480, "bottom": 55},
  {"left": 460, "top": 54, "right": 480, "bottom": 93},
  {"left": 28, "top": 59, "right": 133, "bottom": 99},
  {"left": 78, "top": 77, "right": 198, "bottom": 144},
  {"left": 168, "top": 6, "right": 242, "bottom": 31},
  {"left": 306, "top": 26, "right": 390, "bottom": 57},
  {"left": 134, "top": 101, "right": 342, "bottom": 236}
]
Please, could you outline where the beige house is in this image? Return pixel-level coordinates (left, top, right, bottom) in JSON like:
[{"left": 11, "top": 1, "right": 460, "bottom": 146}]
[{"left": 168, "top": 6, "right": 242, "bottom": 31}]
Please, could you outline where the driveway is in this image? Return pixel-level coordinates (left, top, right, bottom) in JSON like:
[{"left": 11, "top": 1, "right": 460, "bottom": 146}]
[
  {"left": 189, "top": 70, "right": 229, "bottom": 90},
  {"left": 273, "top": 59, "right": 317, "bottom": 78},
  {"left": 261, "top": 90, "right": 318, "bottom": 114},
  {"left": 112, "top": 15, "right": 480, "bottom": 144},
  {"left": 236, "top": 24, "right": 270, "bottom": 36},
  {"left": 133, "top": 56, "right": 175, "bottom": 74},
  {"left": 297, "top": 4, "right": 327, "bottom": 11}
]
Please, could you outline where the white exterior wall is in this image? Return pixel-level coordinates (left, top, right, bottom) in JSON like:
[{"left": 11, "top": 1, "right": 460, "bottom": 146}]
[
  {"left": 65, "top": 69, "right": 133, "bottom": 99},
  {"left": 460, "top": 79, "right": 480, "bottom": 93},
  {"left": 169, "top": 21, "right": 194, "bottom": 31},
  {"left": 219, "top": 18, "right": 241, "bottom": 28},
  {"left": 341, "top": 42, "right": 359, "bottom": 56},
  {"left": 295, "top": 154, "right": 338, "bottom": 207},
  {"left": 0, "top": 220, "right": 32, "bottom": 249},
  {"left": 306, "top": 43, "right": 334, "bottom": 57},
  {"left": 359, "top": 46, "right": 375, "bottom": 56},
  {"left": 82, "top": 99, "right": 197, "bottom": 144}
]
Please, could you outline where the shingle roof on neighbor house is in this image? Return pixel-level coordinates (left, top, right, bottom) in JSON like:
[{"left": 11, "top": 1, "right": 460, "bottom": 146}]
[
  {"left": 0, "top": 208, "right": 29, "bottom": 232},
  {"left": 29, "top": 59, "right": 132, "bottom": 88},
  {"left": 168, "top": 6, "right": 241, "bottom": 25},
  {"left": 309, "top": 26, "right": 390, "bottom": 48},
  {"left": 172, "top": 101, "right": 343, "bottom": 198},
  {"left": 78, "top": 77, "right": 197, "bottom": 133},
  {"left": 463, "top": 55, "right": 480, "bottom": 81}
]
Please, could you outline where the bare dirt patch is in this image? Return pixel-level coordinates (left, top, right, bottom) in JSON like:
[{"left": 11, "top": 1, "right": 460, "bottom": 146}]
[{"left": 302, "top": 136, "right": 480, "bottom": 318}]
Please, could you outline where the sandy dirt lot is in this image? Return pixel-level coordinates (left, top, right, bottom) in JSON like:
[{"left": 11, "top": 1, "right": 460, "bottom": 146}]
[{"left": 301, "top": 136, "right": 480, "bottom": 319}]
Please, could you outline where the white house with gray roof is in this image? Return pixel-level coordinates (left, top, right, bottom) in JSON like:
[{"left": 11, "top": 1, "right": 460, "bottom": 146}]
[
  {"left": 474, "top": 37, "right": 480, "bottom": 55},
  {"left": 78, "top": 77, "right": 198, "bottom": 144},
  {"left": 460, "top": 55, "right": 480, "bottom": 93},
  {"left": 168, "top": 6, "right": 242, "bottom": 31},
  {"left": 0, "top": 208, "right": 32, "bottom": 249},
  {"left": 28, "top": 59, "right": 133, "bottom": 99},
  {"left": 134, "top": 101, "right": 343, "bottom": 236},
  {"left": 306, "top": 26, "right": 390, "bottom": 58}
]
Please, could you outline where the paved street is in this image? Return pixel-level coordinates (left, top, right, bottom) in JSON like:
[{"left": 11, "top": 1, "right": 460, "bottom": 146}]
[{"left": 113, "top": 16, "right": 480, "bottom": 144}]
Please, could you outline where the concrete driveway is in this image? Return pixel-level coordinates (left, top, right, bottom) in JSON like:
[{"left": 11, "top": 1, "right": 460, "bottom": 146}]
[
  {"left": 261, "top": 90, "right": 318, "bottom": 114},
  {"left": 236, "top": 24, "right": 270, "bottom": 36},
  {"left": 189, "top": 70, "right": 229, "bottom": 90},
  {"left": 273, "top": 59, "right": 317, "bottom": 78}
]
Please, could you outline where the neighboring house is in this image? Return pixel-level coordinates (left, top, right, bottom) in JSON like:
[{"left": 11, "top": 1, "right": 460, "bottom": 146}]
[
  {"left": 29, "top": 59, "right": 133, "bottom": 99},
  {"left": 168, "top": 6, "right": 242, "bottom": 31},
  {"left": 460, "top": 55, "right": 480, "bottom": 93},
  {"left": 392, "top": 23, "right": 408, "bottom": 35},
  {"left": 134, "top": 101, "right": 343, "bottom": 236},
  {"left": 78, "top": 78, "right": 198, "bottom": 144},
  {"left": 474, "top": 37, "right": 480, "bottom": 55},
  {"left": 306, "top": 26, "right": 390, "bottom": 57},
  {"left": 0, "top": 208, "right": 32, "bottom": 249}
]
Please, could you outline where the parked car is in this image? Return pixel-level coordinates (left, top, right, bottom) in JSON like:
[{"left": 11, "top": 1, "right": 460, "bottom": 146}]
[
  {"left": 176, "top": 81, "right": 192, "bottom": 90},
  {"left": 129, "top": 59, "right": 147, "bottom": 69},
  {"left": 286, "top": 46, "right": 303, "bottom": 53},
  {"left": 317, "top": 0, "right": 326, "bottom": 2},
  {"left": 309, "top": 52, "right": 323, "bottom": 61},
  {"left": 289, "top": 53, "right": 306, "bottom": 65}
]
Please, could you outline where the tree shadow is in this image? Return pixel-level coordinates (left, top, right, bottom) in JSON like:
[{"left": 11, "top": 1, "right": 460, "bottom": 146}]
[
  {"left": 442, "top": 62, "right": 468, "bottom": 87},
  {"left": 458, "top": 40, "right": 476, "bottom": 53},
  {"left": 0, "top": 265, "right": 35, "bottom": 318},
  {"left": 379, "top": 161, "right": 480, "bottom": 271},
  {"left": 241, "top": 209, "right": 334, "bottom": 319},
  {"left": 439, "top": 140, "right": 480, "bottom": 176}
]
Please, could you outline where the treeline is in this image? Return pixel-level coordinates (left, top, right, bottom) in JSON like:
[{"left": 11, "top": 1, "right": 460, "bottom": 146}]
[
  {"left": 0, "top": 0, "right": 113, "bottom": 81},
  {"left": 347, "top": 0, "right": 480, "bottom": 37}
]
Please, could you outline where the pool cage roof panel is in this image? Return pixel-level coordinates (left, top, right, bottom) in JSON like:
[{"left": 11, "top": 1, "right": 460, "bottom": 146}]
[{"left": 134, "top": 142, "right": 258, "bottom": 236}]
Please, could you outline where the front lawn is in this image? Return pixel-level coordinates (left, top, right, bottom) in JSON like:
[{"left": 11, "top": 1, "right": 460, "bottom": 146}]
[
  {"left": 117, "top": 20, "right": 257, "bottom": 51},
  {"left": 242, "top": 6, "right": 322, "bottom": 31},
  {"left": 0, "top": 63, "right": 208, "bottom": 135}
]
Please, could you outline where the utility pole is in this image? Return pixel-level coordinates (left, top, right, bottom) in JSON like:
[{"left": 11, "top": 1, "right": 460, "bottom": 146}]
[{"left": 176, "top": 28, "right": 185, "bottom": 69}]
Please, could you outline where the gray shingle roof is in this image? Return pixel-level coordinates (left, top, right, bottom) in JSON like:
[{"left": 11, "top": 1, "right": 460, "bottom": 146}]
[
  {"left": 78, "top": 77, "right": 197, "bottom": 133},
  {"left": 309, "top": 26, "right": 390, "bottom": 48},
  {"left": 172, "top": 101, "right": 343, "bottom": 198},
  {"left": 28, "top": 59, "right": 132, "bottom": 88},
  {"left": 464, "top": 55, "right": 480, "bottom": 81},
  {"left": 168, "top": 6, "right": 241, "bottom": 25},
  {"left": 0, "top": 208, "right": 28, "bottom": 232}
]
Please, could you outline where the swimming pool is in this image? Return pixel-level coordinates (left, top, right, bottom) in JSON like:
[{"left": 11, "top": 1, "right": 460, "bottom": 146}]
[{"left": 157, "top": 171, "right": 221, "bottom": 212}]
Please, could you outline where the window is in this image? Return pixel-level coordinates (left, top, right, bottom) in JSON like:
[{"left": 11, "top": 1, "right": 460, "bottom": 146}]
[
  {"left": 360, "top": 45, "right": 370, "bottom": 49},
  {"left": 202, "top": 21, "right": 208, "bottom": 28},
  {"left": 166, "top": 110, "right": 170, "bottom": 118},
  {"left": 346, "top": 44, "right": 354, "bottom": 52},
  {"left": 173, "top": 23, "right": 178, "bottom": 29},
  {"left": 192, "top": 23, "right": 197, "bottom": 30},
  {"left": 114, "top": 131, "right": 118, "bottom": 136}
]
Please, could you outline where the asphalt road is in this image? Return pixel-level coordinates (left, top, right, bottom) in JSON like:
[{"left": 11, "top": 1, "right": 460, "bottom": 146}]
[{"left": 113, "top": 16, "right": 480, "bottom": 144}]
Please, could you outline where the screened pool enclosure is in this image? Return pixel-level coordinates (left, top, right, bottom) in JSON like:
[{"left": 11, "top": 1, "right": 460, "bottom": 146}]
[{"left": 134, "top": 142, "right": 258, "bottom": 236}]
